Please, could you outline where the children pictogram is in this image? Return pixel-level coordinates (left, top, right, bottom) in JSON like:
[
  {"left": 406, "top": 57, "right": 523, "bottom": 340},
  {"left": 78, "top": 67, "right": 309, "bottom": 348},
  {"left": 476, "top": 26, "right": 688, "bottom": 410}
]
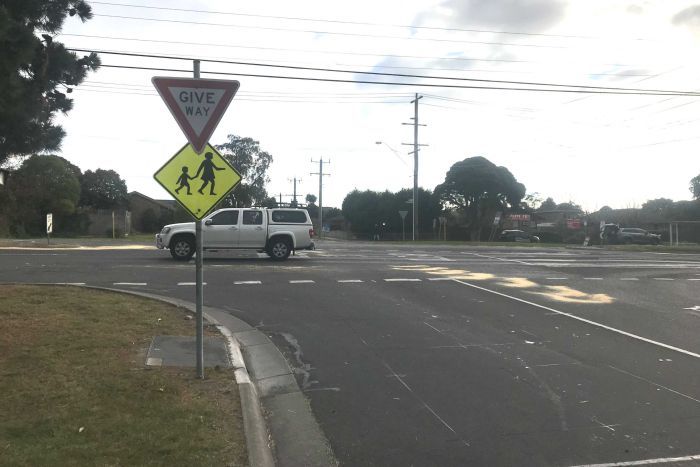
[
  {"left": 194, "top": 151, "right": 225, "bottom": 195},
  {"left": 175, "top": 166, "right": 193, "bottom": 195}
]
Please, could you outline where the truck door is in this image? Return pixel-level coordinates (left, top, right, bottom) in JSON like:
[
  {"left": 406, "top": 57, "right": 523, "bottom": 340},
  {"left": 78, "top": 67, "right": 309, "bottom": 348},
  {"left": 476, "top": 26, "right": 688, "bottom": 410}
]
[
  {"left": 203, "top": 210, "right": 239, "bottom": 247},
  {"left": 239, "top": 209, "right": 267, "bottom": 248}
]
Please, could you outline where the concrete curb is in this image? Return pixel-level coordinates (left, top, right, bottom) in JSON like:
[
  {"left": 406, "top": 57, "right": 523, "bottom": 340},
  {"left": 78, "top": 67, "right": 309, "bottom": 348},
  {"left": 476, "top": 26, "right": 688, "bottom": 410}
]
[{"left": 75, "top": 286, "right": 276, "bottom": 467}]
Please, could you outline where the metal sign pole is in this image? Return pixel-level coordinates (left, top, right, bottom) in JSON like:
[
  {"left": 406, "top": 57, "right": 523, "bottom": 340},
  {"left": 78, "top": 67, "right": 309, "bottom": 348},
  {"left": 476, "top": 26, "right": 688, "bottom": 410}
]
[{"left": 194, "top": 59, "right": 204, "bottom": 379}]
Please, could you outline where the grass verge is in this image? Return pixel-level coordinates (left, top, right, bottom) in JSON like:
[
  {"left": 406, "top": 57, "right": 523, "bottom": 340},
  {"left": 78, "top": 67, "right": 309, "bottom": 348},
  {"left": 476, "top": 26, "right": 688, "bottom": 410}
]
[{"left": 0, "top": 285, "right": 247, "bottom": 466}]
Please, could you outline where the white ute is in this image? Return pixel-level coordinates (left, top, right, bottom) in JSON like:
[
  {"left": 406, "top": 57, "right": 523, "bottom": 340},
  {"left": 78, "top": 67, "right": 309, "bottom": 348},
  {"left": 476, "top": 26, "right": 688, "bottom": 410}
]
[{"left": 156, "top": 208, "right": 315, "bottom": 261}]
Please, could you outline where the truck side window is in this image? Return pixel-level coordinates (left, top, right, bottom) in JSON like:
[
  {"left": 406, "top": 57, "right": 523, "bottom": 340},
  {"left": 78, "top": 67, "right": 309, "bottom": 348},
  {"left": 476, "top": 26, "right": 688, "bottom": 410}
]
[
  {"left": 243, "top": 210, "right": 263, "bottom": 225},
  {"left": 210, "top": 211, "right": 238, "bottom": 226}
]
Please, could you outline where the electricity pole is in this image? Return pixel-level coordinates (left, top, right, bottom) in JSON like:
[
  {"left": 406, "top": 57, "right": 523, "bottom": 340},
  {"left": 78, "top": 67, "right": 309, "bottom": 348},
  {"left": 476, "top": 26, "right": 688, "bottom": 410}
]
[
  {"left": 402, "top": 93, "right": 427, "bottom": 241},
  {"left": 288, "top": 177, "right": 302, "bottom": 206},
  {"left": 311, "top": 159, "right": 331, "bottom": 238}
]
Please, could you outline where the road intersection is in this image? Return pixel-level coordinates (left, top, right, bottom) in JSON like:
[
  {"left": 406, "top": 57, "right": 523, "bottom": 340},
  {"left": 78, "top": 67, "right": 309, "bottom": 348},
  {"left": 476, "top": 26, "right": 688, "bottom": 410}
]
[{"left": 2, "top": 241, "right": 700, "bottom": 466}]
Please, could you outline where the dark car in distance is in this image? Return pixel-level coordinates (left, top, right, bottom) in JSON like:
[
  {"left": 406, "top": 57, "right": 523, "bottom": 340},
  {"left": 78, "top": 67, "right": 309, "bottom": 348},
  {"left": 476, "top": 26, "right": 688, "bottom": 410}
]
[
  {"left": 498, "top": 230, "right": 540, "bottom": 243},
  {"left": 617, "top": 227, "right": 661, "bottom": 245}
]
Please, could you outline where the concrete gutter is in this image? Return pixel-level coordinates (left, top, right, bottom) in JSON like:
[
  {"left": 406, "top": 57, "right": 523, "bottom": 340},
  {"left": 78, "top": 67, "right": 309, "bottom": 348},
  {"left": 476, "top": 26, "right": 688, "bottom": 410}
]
[{"left": 79, "top": 286, "right": 336, "bottom": 467}]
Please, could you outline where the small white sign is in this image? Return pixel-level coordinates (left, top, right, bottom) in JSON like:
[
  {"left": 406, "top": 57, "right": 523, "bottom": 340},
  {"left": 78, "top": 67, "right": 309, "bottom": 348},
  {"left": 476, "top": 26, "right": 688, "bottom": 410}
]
[{"left": 46, "top": 213, "right": 53, "bottom": 234}]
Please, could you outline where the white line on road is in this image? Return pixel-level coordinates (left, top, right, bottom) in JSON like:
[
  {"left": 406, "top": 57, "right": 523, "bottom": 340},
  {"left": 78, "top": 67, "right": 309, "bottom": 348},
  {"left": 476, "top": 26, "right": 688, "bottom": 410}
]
[
  {"left": 177, "top": 282, "right": 206, "bottom": 286},
  {"left": 427, "top": 277, "right": 456, "bottom": 281},
  {"left": 54, "top": 282, "right": 86, "bottom": 285},
  {"left": 620, "top": 278, "right": 639, "bottom": 281},
  {"left": 289, "top": 280, "right": 315, "bottom": 284},
  {"left": 338, "top": 279, "right": 363, "bottom": 283},
  {"left": 608, "top": 365, "right": 700, "bottom": 404},
  {"left": 234, "top": 281, "right": 261, "bottom": 285},
  {"left": 653, "top": 278, "right": 674, "bottom": 281},
  {"left": 452, "top": 279, "right": 700, "bottom": 360},
  {"left": 568, "top": 453, "right": 700, "bottom": 467},
  {"left": 688, "top": 279, "right": 700, "bottom": 281},
  {"left": 546, "top": 277, "right": 568, "bottom": 280},
  {"left": 583, "top": 277, "right": 603, "bottom": 280},
  {"left": 113, "top": 282, "right": 147, "bottom": 286},
  {"left": 384, "top": 278, "right": 422, "bottom": 282}
]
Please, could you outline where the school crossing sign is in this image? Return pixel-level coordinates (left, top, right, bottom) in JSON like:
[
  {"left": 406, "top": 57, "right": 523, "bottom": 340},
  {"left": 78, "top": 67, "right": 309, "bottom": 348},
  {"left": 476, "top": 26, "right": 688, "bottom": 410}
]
[{"left": 153, "top": 143, "right": 242, "bottom": 220}]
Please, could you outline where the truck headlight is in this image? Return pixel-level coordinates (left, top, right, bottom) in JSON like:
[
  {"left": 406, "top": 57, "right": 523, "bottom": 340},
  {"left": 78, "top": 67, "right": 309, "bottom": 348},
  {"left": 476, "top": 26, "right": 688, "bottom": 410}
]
[{"left": 161, "top": 227, "right": 171, "bottom": 234}]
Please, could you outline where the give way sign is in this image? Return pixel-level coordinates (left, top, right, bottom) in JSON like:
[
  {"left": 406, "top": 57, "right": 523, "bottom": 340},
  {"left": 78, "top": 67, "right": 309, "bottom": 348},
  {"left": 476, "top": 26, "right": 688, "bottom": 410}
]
[{"left": 152, "top": 77, "right": 240, "bottom": 154}]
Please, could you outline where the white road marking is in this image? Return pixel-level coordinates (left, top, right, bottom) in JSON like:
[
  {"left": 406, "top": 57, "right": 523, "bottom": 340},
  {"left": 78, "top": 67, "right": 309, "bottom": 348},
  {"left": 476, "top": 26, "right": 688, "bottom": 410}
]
[
  {"left": 452, "top": 279, "right": 700, "bottom": 360},
  {"left": 608, "top": 365, "right": 700, "bottom": 404},
  {"left": 684, "top": 306, "right": 700, "bottom": 311},
  {"left": 338, "top": 279, "right": 363, "bottom": 283},
  {"left": 289, "top": 280, "right": 315, "bottom": 284},
  {"left": 546, "top": 277, "right": 568, "bottom": 280},
  {"left": 177, "top": 282, "right": 206, "bottom": 286},
  {"left": 583, "top": 277, "right": 603, "bottom": 280},
  {"left": 234, "top": 281, "right": 261, "bottom": 285},
  {"left": 653, "top": 278, "right": 674, "bottom": 281},
  {"left": 53, "top": 282, "right": 86, "bottom": 285},
  {"left": 471, "top": 252, "right": 533, "bottom": 266},
  {"left": 688, "top": 278, "right": 700, "bottom": 281},
  {"left": 568, "top": 453, "right": 700, "bottom": 467},
  {"left": 620, "top": 278, "right": 639, "bottom": 281},
  {"left": 384, "top": 278, "right": 422, "bottom": 282},
  {"left": 427, "top": 277, "right": 456, "bottom": 281},
  {"left": 113, "top": 282, "right": 147, "bottom": 286}
]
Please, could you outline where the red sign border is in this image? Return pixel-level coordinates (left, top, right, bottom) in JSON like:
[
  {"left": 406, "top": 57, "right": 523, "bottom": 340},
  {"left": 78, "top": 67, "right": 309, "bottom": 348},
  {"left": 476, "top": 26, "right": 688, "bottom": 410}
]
[{"left": 152, "top": 77, "right": 240, "bottom": 154}]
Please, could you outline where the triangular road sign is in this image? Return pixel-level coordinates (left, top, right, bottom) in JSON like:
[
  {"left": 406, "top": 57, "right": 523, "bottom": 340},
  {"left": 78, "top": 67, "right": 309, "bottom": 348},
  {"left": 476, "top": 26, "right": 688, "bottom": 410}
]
[{"left": 152, "top": 77, "right": 240, "bottom": 154}]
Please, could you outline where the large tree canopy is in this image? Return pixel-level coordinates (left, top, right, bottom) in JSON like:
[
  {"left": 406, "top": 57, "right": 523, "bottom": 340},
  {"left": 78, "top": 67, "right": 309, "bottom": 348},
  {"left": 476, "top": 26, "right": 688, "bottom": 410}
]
[
  {"left": 0, "top": 0, "right": 100, "bottom": 165},
  {"left": 8, "top": 154, "right": 81, "bottom": 234},
  {"left": 80, "top": 169, "right": 128, "bottom": 209},
  {"left": 434, "top": 156, "right": 525, "bottom": 239},
  {"left": 215, "top": 135, "right": 273, "bottom": 207}
]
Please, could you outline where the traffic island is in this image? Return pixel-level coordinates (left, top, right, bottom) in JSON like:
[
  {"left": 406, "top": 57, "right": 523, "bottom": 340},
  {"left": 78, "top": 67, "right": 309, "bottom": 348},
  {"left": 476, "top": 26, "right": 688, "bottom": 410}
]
[{"left": 0, "top": 285, "right": 247, "bottom": 466}]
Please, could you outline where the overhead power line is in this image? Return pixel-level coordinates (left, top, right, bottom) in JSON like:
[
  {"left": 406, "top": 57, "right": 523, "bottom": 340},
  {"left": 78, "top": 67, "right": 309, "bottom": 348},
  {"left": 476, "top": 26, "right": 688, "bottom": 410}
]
[
  {"left": 68, "top": 48, "right": 700, "bottom": 96},
  {"left": 88, "top": 1, "right": 649, "bottom": 41},
  {"left": 91, "top": 13, "right": 564, "bottom": 49},
  {"left": 60, "top": 33, "right": 644, "bottom": 68},
  {"left": 94, "top": 62, "right": 700, "bottom": 96}
]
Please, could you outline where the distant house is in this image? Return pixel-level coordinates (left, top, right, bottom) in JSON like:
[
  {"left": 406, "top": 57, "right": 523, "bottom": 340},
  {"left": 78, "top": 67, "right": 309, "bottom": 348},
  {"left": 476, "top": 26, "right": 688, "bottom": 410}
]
[{"left": 128, "top": 191, "right": 176, "bottom": 233}]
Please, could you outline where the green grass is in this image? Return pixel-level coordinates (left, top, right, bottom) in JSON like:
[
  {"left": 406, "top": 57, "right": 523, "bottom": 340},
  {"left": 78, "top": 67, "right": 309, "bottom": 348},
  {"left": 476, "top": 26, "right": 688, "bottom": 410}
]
[{"left": 0, "top": 285, "right": 247, "bottom": 466}]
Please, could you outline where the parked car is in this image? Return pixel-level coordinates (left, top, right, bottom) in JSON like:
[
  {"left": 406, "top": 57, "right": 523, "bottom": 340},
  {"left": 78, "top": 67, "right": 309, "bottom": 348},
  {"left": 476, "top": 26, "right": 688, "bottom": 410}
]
[
  {"left": 498, "top": 230, "right": 540, "bottom": 243},
  {"left": 156, "top": 208, "right": 315, "bottom": 261},
  {"left": 617, "top": 227, "right": 661, "bottom": 245}
]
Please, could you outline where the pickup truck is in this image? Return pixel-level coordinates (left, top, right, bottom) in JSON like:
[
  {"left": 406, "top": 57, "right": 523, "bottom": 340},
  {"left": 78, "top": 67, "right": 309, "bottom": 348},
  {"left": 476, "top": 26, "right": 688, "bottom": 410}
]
[{"left": 156, "top": 208, "right": 315, "bottom": 261}]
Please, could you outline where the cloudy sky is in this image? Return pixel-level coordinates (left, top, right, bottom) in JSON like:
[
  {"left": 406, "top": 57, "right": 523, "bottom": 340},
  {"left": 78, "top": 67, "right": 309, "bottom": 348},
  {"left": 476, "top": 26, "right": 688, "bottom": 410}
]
[{"left": 54, "top": 0, "right": 700, "bottom": 211}]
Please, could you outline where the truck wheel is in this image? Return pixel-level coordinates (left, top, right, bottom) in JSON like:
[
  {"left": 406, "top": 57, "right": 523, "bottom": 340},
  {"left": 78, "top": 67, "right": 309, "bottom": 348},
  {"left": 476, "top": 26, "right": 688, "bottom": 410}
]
[
  {"left": 170, "top": 236, "right": 195, "bottom": 261},
  {"left": 267, "top": 238, "right": 292, "bottom": 261}
]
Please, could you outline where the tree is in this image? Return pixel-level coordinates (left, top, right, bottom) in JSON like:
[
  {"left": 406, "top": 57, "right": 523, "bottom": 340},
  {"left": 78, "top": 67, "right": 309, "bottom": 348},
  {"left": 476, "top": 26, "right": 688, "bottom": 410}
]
[
  {"left": 434, "top": 156, "right": 525, "bottom": 240},
  {"left": 79, "top": 169, "right": 128, "bottom": 209},
  {"left": 342, "top": 188, "right": 439, "bottom": 238},
  {"left": 215, "top": 135, "right": 273, "bottom": 207},
  {"left": 8, "top": 155, "right": 81, "bottom": 235},
  {"left": 538, "top": 197, "right": 557, "bottom": 211},
  {"left": 555, "top": 201, "right": 582, "bottom": 211},
  {"left": 0, "top": 1, "right": 100, "bottom": 165},
  {"left": 305, "top": 194, "right": 317, "bottom": 205},
  {"left": 691, "top": 174, "right": 700, "bottom": 200}
]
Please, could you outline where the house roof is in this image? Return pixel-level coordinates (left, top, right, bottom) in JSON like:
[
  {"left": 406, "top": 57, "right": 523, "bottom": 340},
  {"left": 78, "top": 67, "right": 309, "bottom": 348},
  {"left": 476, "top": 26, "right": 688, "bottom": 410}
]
[{"left": 128, "top": 191, "right": 176, "bottom": 212}]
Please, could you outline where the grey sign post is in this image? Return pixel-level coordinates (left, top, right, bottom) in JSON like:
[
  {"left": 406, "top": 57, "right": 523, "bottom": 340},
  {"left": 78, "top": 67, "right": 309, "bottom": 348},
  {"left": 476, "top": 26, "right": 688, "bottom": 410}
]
[
  {"left": 399, "top": 210, "right": 408, "bottom": 241},
  {"left": 153, "top": 59, "right": 240, "bottom": 379}
]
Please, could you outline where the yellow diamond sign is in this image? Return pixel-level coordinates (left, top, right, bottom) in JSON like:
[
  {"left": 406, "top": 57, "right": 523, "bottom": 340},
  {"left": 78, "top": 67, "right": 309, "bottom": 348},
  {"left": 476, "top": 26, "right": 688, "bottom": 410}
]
[{"left": 154, "top": 143, "right": 242, "bottom": 220}]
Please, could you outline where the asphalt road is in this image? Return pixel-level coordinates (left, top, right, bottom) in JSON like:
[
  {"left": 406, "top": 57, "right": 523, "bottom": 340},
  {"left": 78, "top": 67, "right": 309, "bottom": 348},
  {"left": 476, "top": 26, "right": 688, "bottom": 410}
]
[{"left": 2, "top": 240, "right": 700, "bottom": 466}]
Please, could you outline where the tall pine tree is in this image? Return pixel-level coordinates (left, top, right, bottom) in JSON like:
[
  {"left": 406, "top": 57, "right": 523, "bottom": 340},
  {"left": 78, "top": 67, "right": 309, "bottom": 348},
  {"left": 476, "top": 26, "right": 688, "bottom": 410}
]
[{"left": 0, "top": 0, "right": 100, "bottom": 165}]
